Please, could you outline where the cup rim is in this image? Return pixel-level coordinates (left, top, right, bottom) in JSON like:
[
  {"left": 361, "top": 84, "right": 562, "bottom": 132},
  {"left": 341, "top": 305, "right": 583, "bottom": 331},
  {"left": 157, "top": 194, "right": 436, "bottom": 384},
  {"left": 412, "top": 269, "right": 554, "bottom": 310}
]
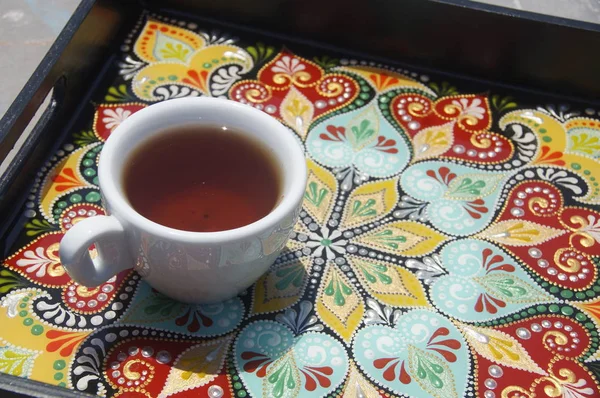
[{"left": 98, "top": 97, "right": 307, "bottom": 244}]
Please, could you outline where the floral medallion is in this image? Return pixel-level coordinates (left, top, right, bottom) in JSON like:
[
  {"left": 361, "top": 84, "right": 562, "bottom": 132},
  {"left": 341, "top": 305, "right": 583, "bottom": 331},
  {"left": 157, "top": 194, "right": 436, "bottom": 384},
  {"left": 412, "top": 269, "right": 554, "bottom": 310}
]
[{"left": 1, "top": 14, "right": 600, "bottom": 398}]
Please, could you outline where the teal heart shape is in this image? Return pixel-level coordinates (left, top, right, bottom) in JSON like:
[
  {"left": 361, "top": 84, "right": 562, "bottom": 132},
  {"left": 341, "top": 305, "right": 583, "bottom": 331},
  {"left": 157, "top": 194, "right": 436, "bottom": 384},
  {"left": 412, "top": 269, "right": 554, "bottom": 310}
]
[
  {"left": 235, "top": 320, "right": 348, "bottom": 398},
  {"left": 119, "top": 282, "right": 244, "bottom": 336},
  {"left": 353, "top": 309, "right": 469, "bottom": 397},
  {"left": 306, "top": 102, "right": 410, "bottom": 178},
  {"left": 430, "top": 239, "right": 556, "bottom": 322},
  {"left": 400, "top": 161, "right": 506, "bottom": 235}
]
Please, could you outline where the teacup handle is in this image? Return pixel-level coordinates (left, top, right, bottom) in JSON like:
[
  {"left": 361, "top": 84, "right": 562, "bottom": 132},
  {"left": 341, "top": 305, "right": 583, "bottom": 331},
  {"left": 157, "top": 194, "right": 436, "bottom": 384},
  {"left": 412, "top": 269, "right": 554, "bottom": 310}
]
[{"left": 59, "top": 215, "right": 133, "bottom": 286}]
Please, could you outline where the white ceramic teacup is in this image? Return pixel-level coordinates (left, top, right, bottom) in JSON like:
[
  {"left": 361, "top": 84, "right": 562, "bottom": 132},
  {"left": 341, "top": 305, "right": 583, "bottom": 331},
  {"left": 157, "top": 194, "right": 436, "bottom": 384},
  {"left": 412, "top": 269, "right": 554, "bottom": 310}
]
[{"left": 59, "top": 97, "right": 306, "bottom": 304}]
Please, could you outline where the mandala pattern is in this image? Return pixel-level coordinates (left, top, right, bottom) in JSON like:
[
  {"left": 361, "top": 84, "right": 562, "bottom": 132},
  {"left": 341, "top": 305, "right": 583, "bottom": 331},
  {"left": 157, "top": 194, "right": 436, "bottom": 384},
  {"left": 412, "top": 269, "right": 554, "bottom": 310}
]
[{"left": 1, "top": 13, "right": 600, "bottom": 398}]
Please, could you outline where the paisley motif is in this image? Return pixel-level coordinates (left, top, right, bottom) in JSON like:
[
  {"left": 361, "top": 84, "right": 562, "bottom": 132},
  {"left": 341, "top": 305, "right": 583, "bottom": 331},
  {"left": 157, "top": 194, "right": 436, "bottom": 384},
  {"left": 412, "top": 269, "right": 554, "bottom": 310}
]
[
  {"left": 389, "top": 93, "right": 515, "bottom": 164},
  {"left": 500, "top": 110, "right": 600, "bottom": 203},
  {"left": 38, "top": 145, "right": 98, "bottom": 222},
  {"left": 478, "top": 179, "right": 600, "bottom": 291},
  {"left": 470, "top": 313, "right": 600, "bottom": 398},
  {"left": 131, "top": 20, "right": 253, "bottom": 100},
  {"left": 4, "top": 233, "right": 68, "bottom": 287},
  {"left": 229, "top": 52, "right": 366, "bottom": 138}
]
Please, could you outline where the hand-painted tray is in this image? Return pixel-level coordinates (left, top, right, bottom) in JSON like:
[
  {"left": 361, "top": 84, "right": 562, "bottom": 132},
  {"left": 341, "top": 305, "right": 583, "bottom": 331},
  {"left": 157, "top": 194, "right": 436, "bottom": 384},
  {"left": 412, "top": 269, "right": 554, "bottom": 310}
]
[{"left": 2, "top": 2, "right": 600, "bottom": 398}]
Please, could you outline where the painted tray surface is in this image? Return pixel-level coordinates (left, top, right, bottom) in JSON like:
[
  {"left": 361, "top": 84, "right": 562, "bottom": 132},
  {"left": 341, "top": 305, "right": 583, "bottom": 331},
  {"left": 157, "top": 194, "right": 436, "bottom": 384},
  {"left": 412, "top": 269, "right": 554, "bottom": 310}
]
[{"left": 1, "top": 10, "right": 600, "bottom": 398}]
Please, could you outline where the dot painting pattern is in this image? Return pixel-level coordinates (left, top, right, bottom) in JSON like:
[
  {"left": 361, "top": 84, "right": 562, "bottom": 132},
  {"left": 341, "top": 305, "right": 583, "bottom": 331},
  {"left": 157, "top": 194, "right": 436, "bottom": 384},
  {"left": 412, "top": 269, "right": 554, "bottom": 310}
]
[{"left": 1, "top": 13, "right": 600, "bottom": 398}]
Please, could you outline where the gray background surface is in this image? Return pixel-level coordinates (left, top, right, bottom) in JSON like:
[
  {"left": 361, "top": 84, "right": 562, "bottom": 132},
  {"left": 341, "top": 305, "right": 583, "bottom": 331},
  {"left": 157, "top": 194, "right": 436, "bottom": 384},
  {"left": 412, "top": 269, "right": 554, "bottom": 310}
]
[{"left": 0, "top": 0, "right": 599, "bottom": 120}]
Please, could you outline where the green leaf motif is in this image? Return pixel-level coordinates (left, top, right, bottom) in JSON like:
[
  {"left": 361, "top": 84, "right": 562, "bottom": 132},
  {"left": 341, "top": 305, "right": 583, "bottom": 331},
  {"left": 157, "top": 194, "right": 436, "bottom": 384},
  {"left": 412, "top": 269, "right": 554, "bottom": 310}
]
[
  {"left": 105, "top": 84, "right": 135, "bottom": 102},
  {"left": 143, "top": 293, "right": 184, "bottom": 317},
  {"left": 445, "top": 173, "right": 503, "bottom": 200},
  {"left": 408, "top": 346, "right": 458, "bottom": 398},
  {"left": 449, "top": 178, "right": 486, "bottom": 195},
  {"left": 367, "top": 229, "right": 407, "bottom": 249},
  {"left": 274, "top": 264, "right": 305, "bottom": 291},
  {"left": 351, "top": 120, "right": 376, "bottom": 146},
  {"left": 490, "top": 94, "right": 517, "bottom": 113},
  {"left": 324, "top": 272, "right": 353, "bottom": 306},
  {"left": 304, "top": 181, "right": 328, "bottom": 207},
  {"left": 0, "top": 269, "right": 28, "bottom": 294},
  {"left": 313, "top": 55, "right": 338, "bottom": 70},
  {"left": 0, "top": 346, "right": 38, "bottom": 377},
  {"left": 73, "top": 130, "right": 99, "bottom": 147},
  {"left": 247, "top": 42, "right": 275, "bottom": 65},
  {"left": 356, "top": 261, "right": 392, "bottom": 285},
  {"left": 347, "top": 105, "right": 380, "bottom": 151},
  {"left": 25, "top": 219, "right": 57, "bottom": 237},
  {"left": 351, "top": 199, "right": 377, "bottom": 218},
  {"left": 266, "top": 356, "right": 299, "bottom": 398},
  {"left": 428, "top": 81, "right": 458, "bottom": 96},
  {"left": 475, "top": 273, "right": 549, "bottom": 304}
]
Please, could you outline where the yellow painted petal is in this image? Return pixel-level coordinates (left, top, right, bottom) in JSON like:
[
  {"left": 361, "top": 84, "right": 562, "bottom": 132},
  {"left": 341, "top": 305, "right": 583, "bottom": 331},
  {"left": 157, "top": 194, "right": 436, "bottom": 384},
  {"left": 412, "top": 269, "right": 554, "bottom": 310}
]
[
  {"left": 412, "top": 122, "right": 454, "bottom": 161},
  {"left": 0, "top": 343, "right": 40, "bottom": 378},
  {"left": 132, "top": 63, "right": 189, "bottom": 100},
  {"left": 304, "top": 159, "right": 337, "bottom": 225},
  {"left": 342, "top": 362, "right": 381, "bottom": 397},
  {"left": 188, "top": 44, "right": 253, "bottom": 74},
  {"left": 0, "top": 289, "right": 90, "bottom": 385},
  {"left": 317, "top": 264, "right": 364, "bottom": 341},
  {"left": 252, "top": 257, "right": 312, "bottom": 315},
  {"left": 134, "top": 20, "right": 206, "bottom": 63},
  {"left": 347, "top": 255, "right": 429, "bottom": 307},
  {"left": 293, "top": 219, "right": 311, "bottom": 235},
  {"left": 500, "top": 111, "right": 600, "bottom": 204},
  {"left": 284, "top": 239, "right": 304, "bottom": 253},
  {"left": 565, "top": 118, "right": 600, "bottom": 156},
  {"left": 340, "top": 178, "right": 398, "bottom": 229},
  {"left": 338, "top": 66, "right": 434, "bottom": 94},
  {"left": 279, "top": 86, "right": 314, "bottom": 137},
  {"left": 354, "top": 221, "right": 448, "bottom": 256},
  {"left": 475, "top": 220, "right": 566, "bottom": 246},
  {"left": 160, "top": 336, "right": 231, "bottom": 397},
  {"left": 459, "top": 325, "right": 546, "bottom": 375},
  {"left": 132, "top": 44, "right": 253, "bottom": 100},
  {"left": 40, "top": 147, "right": 95, "bottom": 222},
  {"left": 499, "top": 110, "right": 566, "bottom": 154}
]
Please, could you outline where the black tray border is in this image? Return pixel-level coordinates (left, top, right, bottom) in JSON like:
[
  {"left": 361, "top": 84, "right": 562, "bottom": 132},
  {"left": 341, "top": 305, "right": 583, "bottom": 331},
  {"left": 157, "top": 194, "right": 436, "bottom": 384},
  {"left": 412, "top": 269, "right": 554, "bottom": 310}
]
[{"left": 1, "top": 0, "right": 600, "bottom": 396}]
